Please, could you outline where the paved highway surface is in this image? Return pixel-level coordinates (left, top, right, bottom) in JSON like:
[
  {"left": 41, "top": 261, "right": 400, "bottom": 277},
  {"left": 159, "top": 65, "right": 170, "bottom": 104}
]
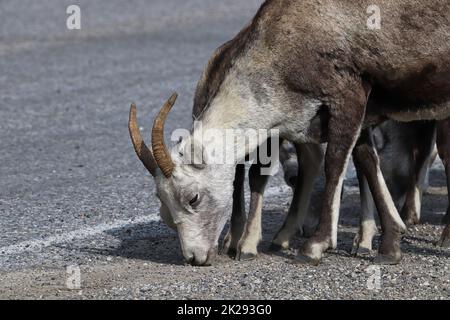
[{"left": 0, "top": 0, "right": 449, "bottom": 299}]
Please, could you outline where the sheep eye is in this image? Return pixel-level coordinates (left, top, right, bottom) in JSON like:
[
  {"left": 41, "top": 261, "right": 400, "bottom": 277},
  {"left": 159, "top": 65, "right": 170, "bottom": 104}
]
[{"left": 189, "top": 194, "right": 199, "bottom": 206}]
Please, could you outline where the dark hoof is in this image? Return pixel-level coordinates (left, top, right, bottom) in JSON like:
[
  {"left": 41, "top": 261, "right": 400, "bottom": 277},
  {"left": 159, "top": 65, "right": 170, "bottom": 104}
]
[
  {"left": 268, "top": 243, "right": 284, "bottom": 252},
  {"left": 441, "top": 214, "right": 450, "bottom": 225},
  {"left": 237, "top": 252, "right": 257, "bottom": 261},
  {"left": 224, "top": 247, "right": 237, "bottom": 259},
  {"left": 373, "top": 253, "right": 401, "bottom": 265},
  {"left": 293, "top": 253, "right": 320, "bottom": 266},
  {"left": 352, "top": 246, "right": 372, "bottom": 256}
]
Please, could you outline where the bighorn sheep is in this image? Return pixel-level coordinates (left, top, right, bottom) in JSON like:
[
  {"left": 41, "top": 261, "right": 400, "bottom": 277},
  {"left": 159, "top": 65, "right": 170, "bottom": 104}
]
[{"left": 129, "top": 0, "right": 450, "bottom": 265}]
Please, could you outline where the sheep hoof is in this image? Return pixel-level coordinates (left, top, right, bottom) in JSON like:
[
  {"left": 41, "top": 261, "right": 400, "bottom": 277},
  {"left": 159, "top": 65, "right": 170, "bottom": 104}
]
[
  {"left": 352, "top": 246, "right": 372, "bottom": 256},
  {"left": 268, "top": 243, "right": 283, "bottom": 252},
  {"left": 294, "top": 253, "right": 320, "bottom": 266},
  {"left": 237, "top": 252, "right": 257, "bottom": 261}
]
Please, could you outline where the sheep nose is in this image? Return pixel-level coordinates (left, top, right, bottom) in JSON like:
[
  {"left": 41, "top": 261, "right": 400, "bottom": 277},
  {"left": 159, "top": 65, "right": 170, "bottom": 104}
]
[
  {"left": 186, "top": 248, "right": 216, "bottom": 266},
  {"left": 187, "top": 255, "right": 207, "bottom": 266},
  {"left": 186, "top": 255, "right": 196, "bottom": 265}
]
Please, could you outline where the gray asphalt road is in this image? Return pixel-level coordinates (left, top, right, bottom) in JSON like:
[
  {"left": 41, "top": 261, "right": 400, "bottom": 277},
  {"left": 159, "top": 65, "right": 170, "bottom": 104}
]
[
  {"left": 0, "top": 0, "right": 263, "bottom": 255},
  {"left": 0, "top": 0, "right": 449, "bottom": 300}
]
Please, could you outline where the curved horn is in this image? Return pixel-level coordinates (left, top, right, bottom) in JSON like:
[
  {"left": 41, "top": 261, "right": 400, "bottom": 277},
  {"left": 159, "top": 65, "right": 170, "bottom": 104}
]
[
  {"left": 152, "top": 92, "right": 178, "bottom": 178},
  {"left": 129, "top": 103, "right": 158, "bottom": 176}
]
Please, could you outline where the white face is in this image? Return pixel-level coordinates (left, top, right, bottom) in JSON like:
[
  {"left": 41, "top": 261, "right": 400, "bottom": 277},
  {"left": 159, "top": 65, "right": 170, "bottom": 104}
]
[{"left": 155, "top": 142, "right": 235, "bottom": 266}]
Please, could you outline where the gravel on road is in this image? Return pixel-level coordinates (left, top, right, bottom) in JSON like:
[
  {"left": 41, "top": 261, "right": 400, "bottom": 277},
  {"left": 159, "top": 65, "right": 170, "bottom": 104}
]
[{"left": 0, "top": 0, "right": 449, "bottom": 300}]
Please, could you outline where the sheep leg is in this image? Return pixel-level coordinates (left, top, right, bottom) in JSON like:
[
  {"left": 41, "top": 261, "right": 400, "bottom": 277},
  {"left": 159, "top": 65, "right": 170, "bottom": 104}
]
[
  {"left": 271, "top": 143, "right": 323, "bottom": 251},
  {"left": 352, "top": 128, "right": 406, "bottom": 265},
  {"left": 221, "top": 164, "right": 246, "bottom": 257}
]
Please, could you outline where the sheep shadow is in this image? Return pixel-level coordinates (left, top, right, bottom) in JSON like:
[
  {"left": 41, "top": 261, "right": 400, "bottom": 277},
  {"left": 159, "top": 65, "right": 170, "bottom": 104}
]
[
  {"left": 259, "top": 203, "right": 450, "bottom": 262},
  {"left": 77, "top": 220, "right": 186, "bottom": 265},
  {"left": 76, "top": 177, "right": 447, "bottom": 266}
]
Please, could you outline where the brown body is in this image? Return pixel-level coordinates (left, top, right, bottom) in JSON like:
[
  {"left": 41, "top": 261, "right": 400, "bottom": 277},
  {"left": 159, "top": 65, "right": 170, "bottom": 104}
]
[{"left": 195, "top": 0, "right": 450, "bottom": 127}]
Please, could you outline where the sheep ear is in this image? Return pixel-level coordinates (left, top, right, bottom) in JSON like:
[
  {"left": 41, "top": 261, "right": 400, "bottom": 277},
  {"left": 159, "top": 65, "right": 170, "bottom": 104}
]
[
  {"left": 191, "top": 139, "right": 207, "bottom": 168},
  {"left": 192, "top": 146, "right": 207, "bottom": 169},
  {"left": 160, "top": 203, "right": 176, "bottom": 231},
  {"left": 177, "top": 138, "right": 206, "bottom": 168}
]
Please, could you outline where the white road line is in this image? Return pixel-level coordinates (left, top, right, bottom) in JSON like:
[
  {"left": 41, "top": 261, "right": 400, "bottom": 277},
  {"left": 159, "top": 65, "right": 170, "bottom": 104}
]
[
  {"left": 0, "top": 185, "right": 293, "bottom": 257},
  {"left": 0, "top": 215, "right": 160, "bottom": 257}
]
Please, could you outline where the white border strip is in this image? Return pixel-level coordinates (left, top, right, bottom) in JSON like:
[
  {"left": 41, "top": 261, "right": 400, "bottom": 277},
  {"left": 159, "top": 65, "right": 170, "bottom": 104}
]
[{"left": 0, "top": 215, "right": 160, "bottom": 256}]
